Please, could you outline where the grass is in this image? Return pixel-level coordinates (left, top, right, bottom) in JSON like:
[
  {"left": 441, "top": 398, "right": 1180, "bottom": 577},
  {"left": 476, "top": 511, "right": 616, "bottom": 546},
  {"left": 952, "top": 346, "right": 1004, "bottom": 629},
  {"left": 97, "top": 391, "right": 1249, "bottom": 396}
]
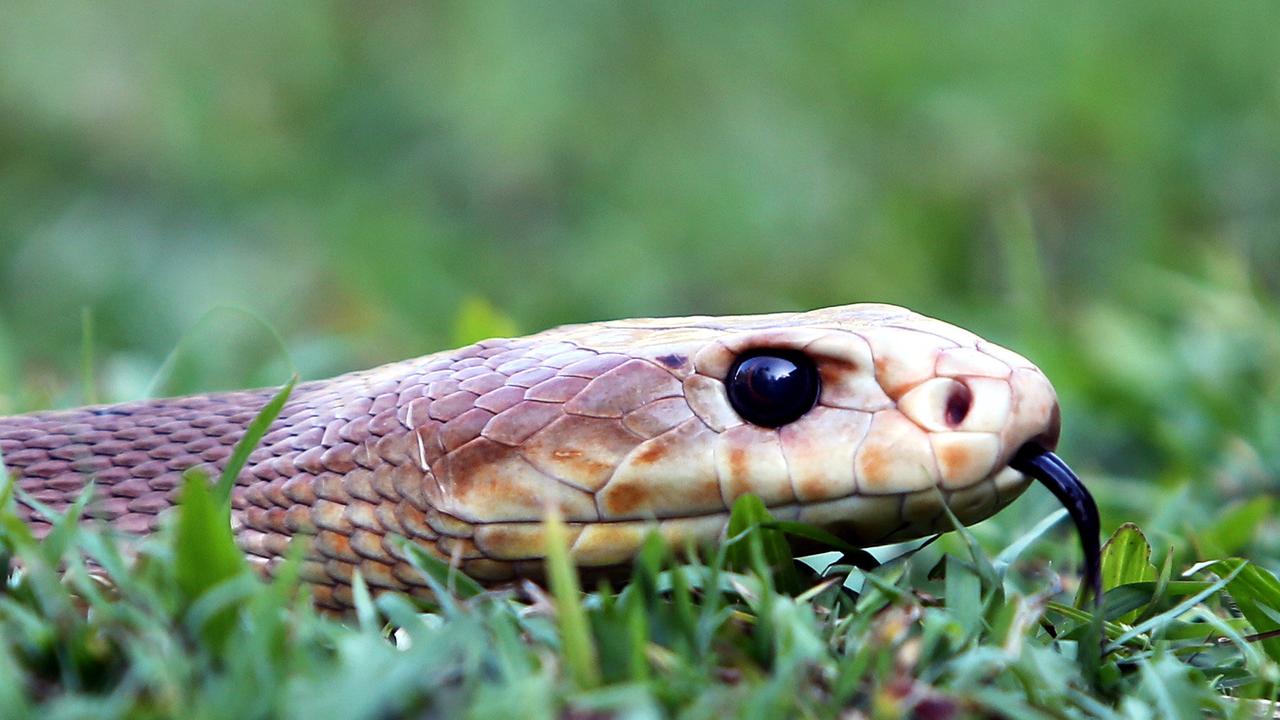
[{"left": 3, "top": 446, "right": 1280, "bottom": 718}]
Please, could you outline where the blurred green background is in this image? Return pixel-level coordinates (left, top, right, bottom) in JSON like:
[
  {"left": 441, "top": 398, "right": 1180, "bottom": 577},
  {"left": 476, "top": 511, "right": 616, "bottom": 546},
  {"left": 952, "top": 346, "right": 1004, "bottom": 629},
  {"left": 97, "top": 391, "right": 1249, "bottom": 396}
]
[{"left": 2, "top": 2, "right": 1278, "bottom": 551}]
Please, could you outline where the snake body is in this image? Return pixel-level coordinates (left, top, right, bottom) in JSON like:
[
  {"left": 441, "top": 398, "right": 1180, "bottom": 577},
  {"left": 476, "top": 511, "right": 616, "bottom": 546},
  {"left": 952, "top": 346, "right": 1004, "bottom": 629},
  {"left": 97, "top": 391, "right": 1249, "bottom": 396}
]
[{"left": 0, "top": 304, "right": 1061, "bottom": 609}]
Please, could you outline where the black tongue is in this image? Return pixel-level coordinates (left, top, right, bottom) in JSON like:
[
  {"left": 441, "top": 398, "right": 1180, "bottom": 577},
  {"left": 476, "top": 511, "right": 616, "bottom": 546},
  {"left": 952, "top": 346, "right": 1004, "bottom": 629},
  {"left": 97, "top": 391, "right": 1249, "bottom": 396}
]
[{"left": 1009, "top": 443, "right": 1102, "bottom": 605}]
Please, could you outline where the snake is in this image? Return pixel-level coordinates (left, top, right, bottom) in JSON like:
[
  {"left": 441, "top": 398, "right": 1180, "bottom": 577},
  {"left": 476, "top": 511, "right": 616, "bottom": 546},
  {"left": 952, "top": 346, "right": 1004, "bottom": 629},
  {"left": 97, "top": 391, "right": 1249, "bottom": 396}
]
[{"left": 0, "top": 304, "right": 1098, "bottom": 609}]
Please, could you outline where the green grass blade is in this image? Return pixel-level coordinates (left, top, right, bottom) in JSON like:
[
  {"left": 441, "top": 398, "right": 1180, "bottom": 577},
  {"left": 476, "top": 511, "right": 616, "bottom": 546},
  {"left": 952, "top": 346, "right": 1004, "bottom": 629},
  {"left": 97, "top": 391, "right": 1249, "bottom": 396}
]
[
  {"left": 393, "top": 537, "right": 484, "bottom": 601},
  {"left": 35, "top": 483, "right": 94, "bottom": 566},
  {"left": 351, "top": 570, "right": 378, "bottom": 633},
  {"left": 1101, "top": 581, "right": 1211, "bottom": 621},
  {"left": 936, "top": 493, "right": 999, "bottom": 590},
  {"left": 176, "top": 470, "right": 248, "bottom": 597},
  {"left": 945, "top": 553, "right": 984, "bottom": 640},
  {"left": 993, "top": 508, "right": 1068, "bottom": 576},
  {"left": 622, "top": 593, "right": 650, "bottom": 682},
  {"left": 144, "top": 305, "right": 296, "bottom": 399},
  {"left": 215, "top": 375, "right": 296, "bottom": 506},
  {"left": 1108, "top": 562, "right": 1245, "bottom": 651},
  {"left": 543, "top": 508, "right": 600, "bottom": 689},
  {"left": 762, "top": 520, "right": 880, "bottom": 570},
  {"left": 175, "top": 469, "right": 249, "bottom": 653},
  {"left": 1211, "top": 559, "right": 1280, "bottom": 665},
  {"left": 1099, "top": 523, "right": 1157, "bottom": 623},
  {"left": 79, "top": 306, "right": 97, "bottom": 406},
  {"left": 726, "top": 494, "right": 801, "bottom": 594}
]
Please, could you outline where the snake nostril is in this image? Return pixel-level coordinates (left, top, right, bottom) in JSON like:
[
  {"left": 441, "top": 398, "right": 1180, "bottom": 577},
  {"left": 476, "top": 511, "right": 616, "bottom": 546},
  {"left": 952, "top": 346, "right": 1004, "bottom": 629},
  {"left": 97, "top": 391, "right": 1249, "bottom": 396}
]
[{"left": 944, "top": 382, "right": 973, "bottom": 427}]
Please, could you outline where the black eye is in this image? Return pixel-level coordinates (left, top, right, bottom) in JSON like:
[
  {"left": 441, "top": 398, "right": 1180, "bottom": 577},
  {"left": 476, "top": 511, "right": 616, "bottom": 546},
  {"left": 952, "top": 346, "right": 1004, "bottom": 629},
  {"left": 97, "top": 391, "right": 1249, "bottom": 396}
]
[{"left": 726, "top": 351, "right": 821, "bottom": 428}]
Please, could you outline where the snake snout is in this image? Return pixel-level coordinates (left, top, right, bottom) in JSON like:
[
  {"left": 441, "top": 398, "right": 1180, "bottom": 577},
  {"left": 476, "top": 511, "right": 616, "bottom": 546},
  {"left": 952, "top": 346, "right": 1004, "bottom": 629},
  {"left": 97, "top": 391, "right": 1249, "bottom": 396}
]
[
  {"left": 998, "top": 366, "right": 1061, "bottom": 465},
  {"left": 1033, "top": 401, "right": 1061, "bottom": 452}
]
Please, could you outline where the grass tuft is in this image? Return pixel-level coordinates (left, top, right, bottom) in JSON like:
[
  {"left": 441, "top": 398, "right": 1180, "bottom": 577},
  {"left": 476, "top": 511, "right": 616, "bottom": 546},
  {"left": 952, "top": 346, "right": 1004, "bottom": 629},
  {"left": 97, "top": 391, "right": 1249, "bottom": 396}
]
[{"left": 2, "top": 475, "right": 1277, "bottom": 717}]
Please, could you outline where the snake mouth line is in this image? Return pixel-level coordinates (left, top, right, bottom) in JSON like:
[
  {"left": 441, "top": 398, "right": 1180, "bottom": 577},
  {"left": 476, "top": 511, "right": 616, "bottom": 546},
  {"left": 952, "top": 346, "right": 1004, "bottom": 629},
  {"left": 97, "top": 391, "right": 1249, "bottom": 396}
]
[
  {"left": 449, "top": 469, "right": 1029, "bottom": 569},
  {"left": 1009, "top": 442, "right": 1102, "bottom": 603},
  {"left": 449, "top": 474, "right": 1018, "bottom": 530}
]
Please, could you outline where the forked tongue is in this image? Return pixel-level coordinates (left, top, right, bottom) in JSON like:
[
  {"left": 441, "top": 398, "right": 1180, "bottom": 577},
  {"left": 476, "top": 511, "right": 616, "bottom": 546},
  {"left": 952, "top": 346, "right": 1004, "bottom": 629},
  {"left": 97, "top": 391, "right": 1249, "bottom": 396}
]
[{"left": 1009, "top": 443, "right": 1102, "bottom": 605}]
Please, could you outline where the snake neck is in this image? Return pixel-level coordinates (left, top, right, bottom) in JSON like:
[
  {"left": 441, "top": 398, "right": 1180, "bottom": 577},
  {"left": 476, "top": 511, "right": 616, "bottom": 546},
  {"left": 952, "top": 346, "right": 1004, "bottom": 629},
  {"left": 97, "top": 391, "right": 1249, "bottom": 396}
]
[{"left": 0, "top": 346, "right": 545, "bottom": 610}]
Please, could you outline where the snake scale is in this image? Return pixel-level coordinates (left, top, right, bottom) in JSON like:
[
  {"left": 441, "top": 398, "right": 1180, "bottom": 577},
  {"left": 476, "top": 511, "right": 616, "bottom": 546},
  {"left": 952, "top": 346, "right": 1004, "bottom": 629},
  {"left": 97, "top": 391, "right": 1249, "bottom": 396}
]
[{"left": 0, "top": 304, "right": 1092, "bottom": 610}]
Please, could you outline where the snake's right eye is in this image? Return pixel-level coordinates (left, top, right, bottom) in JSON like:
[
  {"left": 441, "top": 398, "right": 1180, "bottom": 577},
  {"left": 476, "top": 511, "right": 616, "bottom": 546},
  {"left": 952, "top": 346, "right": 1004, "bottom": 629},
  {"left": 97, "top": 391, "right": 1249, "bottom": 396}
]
[{"left": 726, "top": 351, "right": 821, "bottom": 428}]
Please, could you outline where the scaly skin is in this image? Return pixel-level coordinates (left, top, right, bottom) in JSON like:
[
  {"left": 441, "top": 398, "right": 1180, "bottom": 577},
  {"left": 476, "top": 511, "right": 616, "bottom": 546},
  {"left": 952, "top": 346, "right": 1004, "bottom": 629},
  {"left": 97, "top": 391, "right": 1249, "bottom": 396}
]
[{"left": 0, "top": 304, "right": 1060, "bottom": 609}]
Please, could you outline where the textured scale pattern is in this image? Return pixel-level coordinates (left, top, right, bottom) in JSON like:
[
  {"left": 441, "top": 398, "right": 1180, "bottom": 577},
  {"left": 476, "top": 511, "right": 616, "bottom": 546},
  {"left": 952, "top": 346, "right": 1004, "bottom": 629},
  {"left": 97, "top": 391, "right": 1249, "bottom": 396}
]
[{"left": 0, "top": 304, "right": 1061, "bottom": 609}]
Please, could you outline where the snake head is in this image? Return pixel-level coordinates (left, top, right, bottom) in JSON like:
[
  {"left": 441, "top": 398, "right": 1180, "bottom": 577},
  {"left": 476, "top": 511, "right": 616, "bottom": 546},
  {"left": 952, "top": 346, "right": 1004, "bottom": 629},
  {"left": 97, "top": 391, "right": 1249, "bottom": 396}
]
[
  {"left": 431, "top": 304, "right": 1063, "bottom": 578},
  {"left": 628, "top": 304, "right": 1062, "bottom": 545}
]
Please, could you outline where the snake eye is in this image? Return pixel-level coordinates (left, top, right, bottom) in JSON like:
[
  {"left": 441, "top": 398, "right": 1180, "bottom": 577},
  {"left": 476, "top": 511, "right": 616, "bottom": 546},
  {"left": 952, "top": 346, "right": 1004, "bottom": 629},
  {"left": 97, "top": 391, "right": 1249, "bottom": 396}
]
[{"left": 726, "top": 351, "right": 821, "bottom": 428}]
